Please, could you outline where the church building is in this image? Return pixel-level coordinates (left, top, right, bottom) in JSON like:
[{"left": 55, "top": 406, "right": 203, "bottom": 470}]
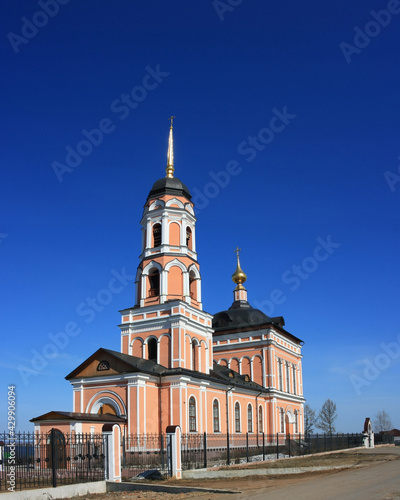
[{"left": 32, "top": 121, "right": 305, "bottom": 439}]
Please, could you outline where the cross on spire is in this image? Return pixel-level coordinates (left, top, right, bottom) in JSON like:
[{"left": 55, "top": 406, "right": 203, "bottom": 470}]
[
  {"left": 234, "top": 247, "right": 241, "bottom": 260},
  {"left": 232, "top": 246, "right": 247, "bottom": 290},
  {"left": 169, "top": 115, "right": 175, "bottom": 128}
]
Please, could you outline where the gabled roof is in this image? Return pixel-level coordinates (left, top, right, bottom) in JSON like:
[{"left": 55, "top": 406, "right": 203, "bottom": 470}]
[
  {"left": 30, "top": 411, "right": 126, "bottom": 423},
  {"left": 65, "top": 347, "right": 269, "bottom": 394},
  {"left": 65, "top": 347, "right": 166, "bottom": 380}
]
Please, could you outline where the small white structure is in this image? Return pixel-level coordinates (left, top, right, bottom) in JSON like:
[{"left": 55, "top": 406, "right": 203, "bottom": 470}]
[{"left": 362, "top": 417, "right": 374, "bottom": 448}]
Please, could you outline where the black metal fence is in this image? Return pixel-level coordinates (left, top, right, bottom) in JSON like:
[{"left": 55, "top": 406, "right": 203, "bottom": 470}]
[
  {"left": 181, "top": 432, "right": 377, "bottom": 470},
  {"left": 121, "top": 433, "right": 171, "bottom": 478},
  {"left": 0, "top": 430, "right": 107, "bottom": 491},
  {"left": 374, "top": 433, "right": 395, "bottom": 445},
  {"left": 1, "top": 430, "right": 393, "bottom": 489}
]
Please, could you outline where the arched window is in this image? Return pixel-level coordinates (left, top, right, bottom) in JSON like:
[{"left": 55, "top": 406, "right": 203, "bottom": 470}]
[
  {"left": 92, "top": 396, "right": 120, "bottom": 416},
  {"left": 247, "top": 404, "right": 253, "bottom": 433},
  {"left": 186, "top": 227, "right": 192, "bottom": 249},
  {"left": 294, "top": 410, "right": 298, "bottom": 434},
  {"left": 98, "top": 403, "right": 117, "bottom": 415},
  {"left": 258, "top": 406, "right": 263, "bottom": 433},
  {"left": 213, "top": 400, "right": 220, "bottom": 432},
  {"left": 280, "top": 408, "right": 285, "bottom": 433},
  {"left": 192, "top": 340, "right": 198, "bottom": 371},
  {"left": 189, "top": 270, "right": 197, "bottom": 300},
  {"left": 153, "top": 223, "right": 161, "bottom": 247},
  {"left": 235, "top": 402, "right": 241, "bottom": 433},
  {"left": 189, "top": 397, "right": 196, "bottom": 432},
  {"left": 148, "top": 269, "right": 160, "bottom": 297},
  {"left": 148, "top": 338, "right": 157, "bottom": 362}
]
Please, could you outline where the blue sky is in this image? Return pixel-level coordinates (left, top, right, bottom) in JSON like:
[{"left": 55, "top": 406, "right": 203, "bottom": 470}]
[{"left": 1, "top": 1, "right": 399, "bottom": 432}]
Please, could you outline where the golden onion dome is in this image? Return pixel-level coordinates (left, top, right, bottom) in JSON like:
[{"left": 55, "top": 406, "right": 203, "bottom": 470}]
[{"left": 232, "top": 247, "right": 247, "bottom": 288}]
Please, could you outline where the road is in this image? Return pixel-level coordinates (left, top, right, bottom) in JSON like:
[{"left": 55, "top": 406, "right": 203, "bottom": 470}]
[{"left": 200, "top": 450, "right": 400, "bottom": 500}]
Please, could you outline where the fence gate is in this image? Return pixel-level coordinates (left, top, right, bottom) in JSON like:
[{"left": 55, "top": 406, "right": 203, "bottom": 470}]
[{"left": 121, "top": 434, "right": 170, "bottom": 479}]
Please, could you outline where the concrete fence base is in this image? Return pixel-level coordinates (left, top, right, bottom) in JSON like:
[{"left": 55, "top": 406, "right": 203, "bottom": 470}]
[{"left": 0, "top": 480, "right": 107, "bottom": 500}]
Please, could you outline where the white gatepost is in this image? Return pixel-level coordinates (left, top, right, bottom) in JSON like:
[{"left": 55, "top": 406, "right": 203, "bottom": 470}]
[
  {"left": 102, "top": 424, "right": 121, "bottom": 482},
  {"left": 166, "top": 425, "right": 182, "bottom": 479},
  {"left": 362, "top": 418, "right": 374, "bottom": 448}
]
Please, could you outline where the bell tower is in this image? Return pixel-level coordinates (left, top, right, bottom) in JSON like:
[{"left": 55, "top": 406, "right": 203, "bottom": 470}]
[
  {"left": 119, "top": 119, "right": 213, "bottom": 374},
  {"left": 136, "top": 117, "right": 202, "bottom": 310}
]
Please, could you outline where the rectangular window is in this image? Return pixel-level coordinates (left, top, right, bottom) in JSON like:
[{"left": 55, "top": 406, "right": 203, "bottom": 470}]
[
  {"left": 280, "top": 409, "right": 285, "bottom": 433},
  {"left": 278, "top": 359, "right": 283, "bottom": 391},
  {"left": 292, "top": 366, "right": 297, "bottom": 394},
  {"left": 258, "top": 406, "right": 263, "bottom": 433}
]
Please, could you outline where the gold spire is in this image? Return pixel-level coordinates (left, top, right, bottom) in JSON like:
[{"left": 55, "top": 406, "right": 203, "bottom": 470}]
[
  {"left": 166, "top": 115, "right": 175, "bottom": 178},
  {"left": 232, "top": 247, "right": 247, "bottom": 290}
]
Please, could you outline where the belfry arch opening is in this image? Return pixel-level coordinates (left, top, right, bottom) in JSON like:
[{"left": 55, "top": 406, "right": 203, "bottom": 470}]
[
  {"left": 189, "top": 270, "right": 197, "bottom": 300},
  {"left": 186, "top": 227, "right": 192, "bottom": 249},
  {"left": 148, "top": 338, "right": 157, "bottom": 362},
  {"left": 152, "top": 223, "right": 162, "bottom": 247}
]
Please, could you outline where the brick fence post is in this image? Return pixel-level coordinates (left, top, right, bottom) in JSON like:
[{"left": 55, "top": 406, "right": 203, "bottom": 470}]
[
  {"left": 166, "top": 425, "right": 182, "bottom": 479},
  {"left": 102, "top": 424, "right": 121, "bottom": 482}
]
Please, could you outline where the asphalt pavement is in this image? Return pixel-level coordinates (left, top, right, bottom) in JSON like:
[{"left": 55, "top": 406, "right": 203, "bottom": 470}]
[{"left": 205, "top": 446, "right": 400, "bottom": 500}]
